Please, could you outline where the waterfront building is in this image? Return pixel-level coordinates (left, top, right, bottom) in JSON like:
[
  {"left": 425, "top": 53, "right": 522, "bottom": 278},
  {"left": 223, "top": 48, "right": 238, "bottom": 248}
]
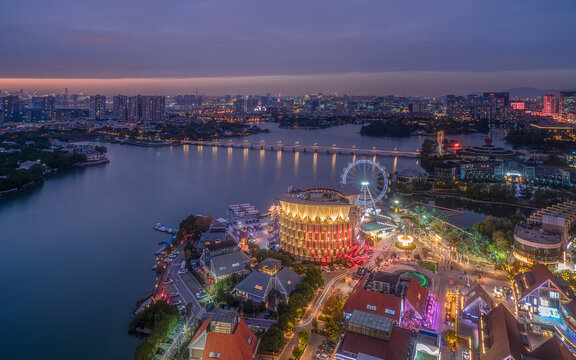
[
  {"left": 277, "top": 182, "right": 361, "bottom": 263},
  {"left": 188, "top": 309, "right": 259, "bottom": 360},
  {"left": 560, "top": 91, "right": 576, "bottom": 121},
  {"left": 434, "top": 162, "right": 458, "bottom": 181},
  {"left": 513, "top": 201, "right": 576, "bottom": 265},
  {"left": 207, "top": 250, "right": 251, "bottom": 282},
  {"left": 89, "top": 95, "right": 106, "bottom": 120},
  {"left": 233, "top": 258, "right": 302, "bottom": 308},
  {"left": 529, "top": 122, "right": 574, "bottom": 139},
  {"left": 112, "top": 95, "right": 128, "bottom": 121},
  {"left": 459, "top": 161, "right": 503, "bottom": 180},
  {"left": 394, "top": 168, "right": 428, "bottom": 187},
  {"left": 1, "top": 95, "right": 23, "bottom": 122}
]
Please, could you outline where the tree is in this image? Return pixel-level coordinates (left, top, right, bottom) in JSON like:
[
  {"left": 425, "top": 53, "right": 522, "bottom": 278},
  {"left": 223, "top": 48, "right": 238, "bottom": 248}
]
[
  {"left": 292, "top": 345, "right": 304, "bottom": 359},
  {"left": 322, "top": 291, "right": 344, "bottom": 317},
  {"left": 312, "top": 318, "right": 319, "bottom": 333},
  {"left": 304, "top": 266, "right": 324, "bottom": 288},
  {"left": 298, "top": 330, "right": 309, "bottom": 346},
  {"left": 324, "top": 312, "right": 345, "bottom": 340},
  {"left": 260, "top": 325, "right": 286, "bottom": 352}
]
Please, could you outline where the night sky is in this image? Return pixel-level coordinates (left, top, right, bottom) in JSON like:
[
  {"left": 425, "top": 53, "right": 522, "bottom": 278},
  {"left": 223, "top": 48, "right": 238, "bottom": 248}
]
[{"left": 1, "top": 0, "right": 575, "bottom": 95}]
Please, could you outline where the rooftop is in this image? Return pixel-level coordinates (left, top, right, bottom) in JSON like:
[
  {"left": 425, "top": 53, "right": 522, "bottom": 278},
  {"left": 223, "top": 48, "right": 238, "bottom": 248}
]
[
  {"left": 288, "top": 181, "right": 360, "bottom": 196},
  {"left": 344, "top": 276, "right": 402, "bottom": 323},
  {"left": 514, "top": 222, "right": 563, "bottom": 245},
  {"left": 348, "top": 310, "right": 393, "bottom": 333},
  {"left": 340, "top": 327, "right": 413, "bottom": 360}
]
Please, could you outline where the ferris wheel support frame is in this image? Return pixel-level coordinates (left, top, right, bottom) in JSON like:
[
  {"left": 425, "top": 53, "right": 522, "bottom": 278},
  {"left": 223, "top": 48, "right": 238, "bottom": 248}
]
[{"left": 341, "top": 158, "right": 389, "bottom": 210}]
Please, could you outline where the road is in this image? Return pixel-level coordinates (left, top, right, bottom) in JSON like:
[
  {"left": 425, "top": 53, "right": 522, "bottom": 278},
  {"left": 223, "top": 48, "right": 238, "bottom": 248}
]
[
  {"left": 276, "top": 270, "right": 351, "bottom": 360},
  {"left": 157, "top": 249, "right": 206, "bottom": 360}
]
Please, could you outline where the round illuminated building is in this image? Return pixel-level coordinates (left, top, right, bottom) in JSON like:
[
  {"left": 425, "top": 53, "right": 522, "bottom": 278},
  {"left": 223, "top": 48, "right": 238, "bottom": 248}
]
[{"left": 277, "top": 182, "right": 361, "bottom": 263}]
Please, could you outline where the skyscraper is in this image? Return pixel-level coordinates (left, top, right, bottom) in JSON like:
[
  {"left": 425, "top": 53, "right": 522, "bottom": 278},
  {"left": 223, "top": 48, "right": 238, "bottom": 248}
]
[
  {"left": 89, "top": 95, "right": 106, "bottom": 120},
  {"left": 128, "top": 95, "right": 165, "bottom": 122},
  {"left": 483, "top": 92, "right": 510, "bottom": 108},
  {"left": 30, "top": 96, "right": 56, "bottom": 121},
  {"left": 559, "top": 91, "right": 576, "bottom": 121},
  {"left": 542, "top": 93, "right": 556, "bottom": 115},
  {"left": 446, "top": 95, "right": 472, "bottom": 121},
  {"left": 1, "top": 95, "right": 24, "bottom": 122},
  {"left": 113, "top": 95, "right": 129, "bottom": 121},
  {"left": 142, "top": 96, "right": 165, "bottom": 122}
]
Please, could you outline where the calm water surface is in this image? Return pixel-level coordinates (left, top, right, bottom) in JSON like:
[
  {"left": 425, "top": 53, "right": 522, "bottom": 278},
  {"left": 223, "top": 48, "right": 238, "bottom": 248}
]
[{"left": 0, "top": 124, "right": 505, "bottom": 359}]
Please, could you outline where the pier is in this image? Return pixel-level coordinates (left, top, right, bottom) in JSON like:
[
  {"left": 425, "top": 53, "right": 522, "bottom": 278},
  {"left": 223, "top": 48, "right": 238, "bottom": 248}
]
[{"left": 182, "top": 140, "right": 419, "bottom": 158}]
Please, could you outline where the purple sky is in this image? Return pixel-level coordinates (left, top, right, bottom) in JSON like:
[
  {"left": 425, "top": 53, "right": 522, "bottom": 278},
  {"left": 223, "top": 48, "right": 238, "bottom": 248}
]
[{"left": 1, "top": 0, "right": 575, "bottom": 95}]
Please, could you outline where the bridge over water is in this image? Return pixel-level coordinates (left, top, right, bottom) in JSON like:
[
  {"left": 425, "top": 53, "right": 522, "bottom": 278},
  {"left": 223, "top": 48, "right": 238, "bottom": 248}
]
[{"left": 182, "top": 140, "right": 419, "bottom": 158}]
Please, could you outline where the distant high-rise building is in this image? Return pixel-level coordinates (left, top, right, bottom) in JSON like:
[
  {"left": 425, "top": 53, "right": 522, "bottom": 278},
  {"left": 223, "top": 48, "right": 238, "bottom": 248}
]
[
  {"left": 446, "top": 95, "right": 472, "bottom": 121},
  {"left": 410, "top": 101, "right": 427, "bottom": 113},
  {"left": 142, "top": 96, "right": 165, "bottom": 122},
  {"left": 30, "top": 96, "right": 56, "bottom": 121},
  {"left": 89, "top": 95, "right": 106, "bottom": 120},
  {"left": 128, "top": 95, "right": 165, "bottom": 122},
  {"left": 1, "top": 95, "right": 24, "bottom": 122},
  {"left": 113, "top": 95, "right": 129, "bottom": 121},
  {"left": 483, "top": 92, "right": 510, "bottom": 108},
  {"left": 559, "top": 91, "right": 576, "bottom": 121},
  {"left": 542, "top": 93, "right": 556, "bottom": 115}
]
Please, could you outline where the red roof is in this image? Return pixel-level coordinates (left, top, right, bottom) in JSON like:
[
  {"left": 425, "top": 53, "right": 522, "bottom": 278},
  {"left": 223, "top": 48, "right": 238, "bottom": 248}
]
[
  {"left": 405, "top": 280, "right": 428, "bottom": 317},
  {"left": 191, "top": 317, "right": 258, "bottom": 360},
  {"left": 341, "top": 327, "right": 413, "bottom": 360},
  {"left": 343, "top": 276, "right": 402, "bottom": 323},
  {"left": 190, "top": 315, "right": 213, "bottom": 343}
]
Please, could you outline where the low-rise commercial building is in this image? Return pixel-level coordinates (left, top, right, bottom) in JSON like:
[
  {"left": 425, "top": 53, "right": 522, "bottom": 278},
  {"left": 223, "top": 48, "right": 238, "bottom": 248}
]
[
  {"left": 233, "top": 258, "right": 302, "bottom": 308},
  {"left": 188, "top": 309, "right": 259, "bottom": 360}
]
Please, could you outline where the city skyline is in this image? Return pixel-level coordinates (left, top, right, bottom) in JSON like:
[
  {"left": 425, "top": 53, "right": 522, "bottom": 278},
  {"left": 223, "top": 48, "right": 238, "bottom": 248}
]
[
  {"left": 1, "top": 0, "right": 576, "bottom": 95},
  {"left": 2, "top": 70, "right": 576, "bottom": 97}
]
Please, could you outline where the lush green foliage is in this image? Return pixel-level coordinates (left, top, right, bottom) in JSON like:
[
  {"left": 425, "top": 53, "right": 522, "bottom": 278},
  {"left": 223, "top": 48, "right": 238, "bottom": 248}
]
[
  {"left": 175, "top": 214, "right": 213, "bottom": 245},
  {"left": 322, "top": 291, "right": 345, "bottom": 317},
  {"left": 259, "top": 325, "right": 286, "bottom": 352},
  {"left": 248, "top": 243, "right": 293, "bottom": 267},
  {"left": 130, "top": 301, "right": 180, "bottom": 360}
]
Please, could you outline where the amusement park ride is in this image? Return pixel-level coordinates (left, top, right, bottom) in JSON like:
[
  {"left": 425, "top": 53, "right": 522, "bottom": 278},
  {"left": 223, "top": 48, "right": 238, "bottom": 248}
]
[
  {"left": 338, "top": 158, "right": 399, "bottom": 266},
  {"left": 340, "top": 158, "right": 389, "bottom": 211}
]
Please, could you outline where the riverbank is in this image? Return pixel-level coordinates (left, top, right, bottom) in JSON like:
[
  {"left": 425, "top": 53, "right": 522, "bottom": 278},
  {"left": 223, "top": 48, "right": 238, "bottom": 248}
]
[{"left": 393, "top": 189, "right": 539, "bottom": 210}]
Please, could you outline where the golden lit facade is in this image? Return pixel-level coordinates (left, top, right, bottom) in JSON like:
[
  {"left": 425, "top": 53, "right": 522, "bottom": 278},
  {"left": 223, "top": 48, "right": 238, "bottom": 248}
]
[{"left": 278, "top": 184, "right": 360, "bottom": 263}]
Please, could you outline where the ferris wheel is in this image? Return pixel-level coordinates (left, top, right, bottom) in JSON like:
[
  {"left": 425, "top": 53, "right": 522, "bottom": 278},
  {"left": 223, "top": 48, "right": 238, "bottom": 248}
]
[{"left": 341, "top": 159, "right": 389, "bottom": 208}]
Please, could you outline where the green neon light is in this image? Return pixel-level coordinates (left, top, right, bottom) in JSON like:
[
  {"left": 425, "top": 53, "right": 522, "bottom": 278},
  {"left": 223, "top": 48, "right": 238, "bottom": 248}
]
[{"left": 404, "top": 271, "right": 428, "bottom": 287}]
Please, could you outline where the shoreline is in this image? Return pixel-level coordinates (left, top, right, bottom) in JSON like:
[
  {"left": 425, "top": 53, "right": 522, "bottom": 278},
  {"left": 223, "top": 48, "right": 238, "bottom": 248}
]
[{"left": 0, "top": 158, "right": 109, "bottom": 199}]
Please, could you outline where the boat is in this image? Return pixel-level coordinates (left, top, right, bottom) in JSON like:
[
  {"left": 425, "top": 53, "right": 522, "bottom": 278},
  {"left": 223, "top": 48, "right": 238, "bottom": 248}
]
[
  {"left": 153, "top": 223, "right": 178, "bottom": 234},
  {"left": 159, "top": 236, "right": 175, "bottom": 245}
]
